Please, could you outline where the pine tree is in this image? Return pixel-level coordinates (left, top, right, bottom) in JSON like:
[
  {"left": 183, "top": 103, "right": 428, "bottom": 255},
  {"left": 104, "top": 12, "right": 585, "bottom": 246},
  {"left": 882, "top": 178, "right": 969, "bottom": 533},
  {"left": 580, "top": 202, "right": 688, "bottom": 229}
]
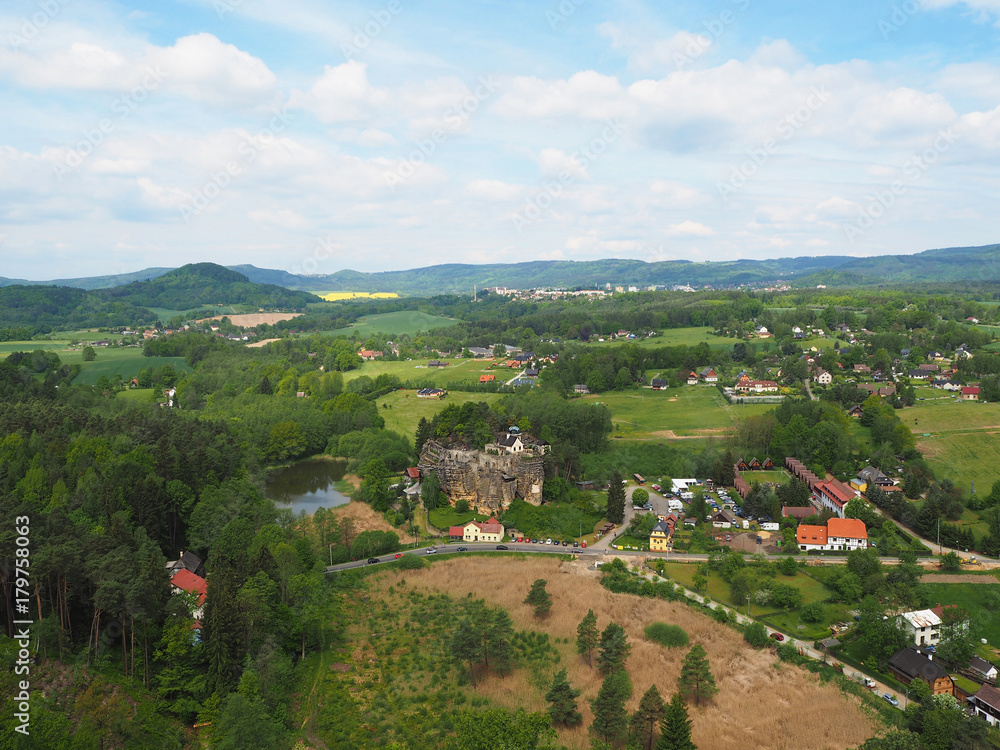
[
  {"left": 524, "top": 579, "right": 552, "bottom": 618},
  {"left": 631, "top": 684, "right": 666, "bottom": 750},
  {"left": 544, "top": 669, "right": 582, "bottom": 727},
  {"left": 590, "top": 669, "right": 632, "bottom": 745},
  {"left": 451, "top": 618, "right": 481, "bottom": 687},
  {"left": 488, "top": 608, "right": 515, "bottom": 676},
  {"left": 597, "top": 621, "right": 631, "bottom": 675},
  {"left": 677, "top": 644, "right": 718, "bottom": 707},
  {"left": 415, "top": 417, "right": 432, "bottom": 454},
  {"left": 655, "top": 693, "right": 696, "bottom": 750},
  {"left": 607, "top": 471, "right": 626, "bottom": 524},
  {"left": 577, "top": 609, "right": 599, "bottom": 668}
]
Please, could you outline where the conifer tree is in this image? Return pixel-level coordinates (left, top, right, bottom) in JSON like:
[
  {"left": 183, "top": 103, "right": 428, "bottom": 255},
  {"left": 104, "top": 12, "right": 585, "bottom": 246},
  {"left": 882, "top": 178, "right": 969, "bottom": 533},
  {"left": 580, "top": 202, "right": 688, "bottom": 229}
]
[
  {"left": 524, "top": 579, "right": 552, "bottom": 618},
  {"left": 544, "top": 669, "right": 582, "bottom": 727},
  {"left": 677, "top": 644, "right": 718, "bottom": 707},
  {"left": 577, "top": 609, "right": 599, "bottom": 668},
  {"left": 597, "top": 621, "right": 632, "bottom": 674},
  {"left": 631, "top": 684, "right": 666, "bottom": 750},
  {"left": 590, "top": 669, "right": 632, "bottom": 745},
  {"left": 607, "top": 471, "right": 626, "bottom": 524},
  {"left": 655, "top": 692, "right": 696, "bottom": 750}
]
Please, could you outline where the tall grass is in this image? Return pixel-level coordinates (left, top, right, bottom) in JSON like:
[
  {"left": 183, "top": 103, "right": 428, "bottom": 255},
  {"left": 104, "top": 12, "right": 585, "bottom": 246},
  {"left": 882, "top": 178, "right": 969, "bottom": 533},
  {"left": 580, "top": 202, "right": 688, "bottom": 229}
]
[{"left": 369, "top": 556, "right": 880, "bottom": 749}]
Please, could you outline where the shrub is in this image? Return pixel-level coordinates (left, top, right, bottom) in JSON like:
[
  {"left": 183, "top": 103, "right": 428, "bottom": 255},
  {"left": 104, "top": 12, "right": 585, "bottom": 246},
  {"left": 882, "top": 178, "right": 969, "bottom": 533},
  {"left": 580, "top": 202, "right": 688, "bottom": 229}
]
[
  {"left": 396, "top": 554, "right": 426, "bottom": 570},
  {"left": 743, "top": 622, "right": 770, "bottom": 649},
  {"left": 643, "top": 622, "right": 689, "bottom": 648},
  {"left": 801, "top": 602, "right": 824, "bottom": 623}
]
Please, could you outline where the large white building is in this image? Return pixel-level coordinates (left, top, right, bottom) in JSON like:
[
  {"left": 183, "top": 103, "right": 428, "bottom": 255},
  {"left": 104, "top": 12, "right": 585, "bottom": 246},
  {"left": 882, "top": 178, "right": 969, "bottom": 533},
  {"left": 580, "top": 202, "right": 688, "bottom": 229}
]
[
  {"left": 898, "top": 609, "right": 941, "bottom": 648},
  {"left": 796, "top": 518, "right": 869, "bottom": 552}
]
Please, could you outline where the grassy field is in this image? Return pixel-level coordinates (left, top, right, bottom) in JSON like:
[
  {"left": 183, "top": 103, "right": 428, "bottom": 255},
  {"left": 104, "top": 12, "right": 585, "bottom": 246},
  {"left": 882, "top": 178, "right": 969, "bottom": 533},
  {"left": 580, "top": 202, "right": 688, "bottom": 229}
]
[
  {"left": 315, "top": 291, "right": 399, "bottom": 301},
  {"left": 345, "top": 358, "right": 503, "bottom": 388},
  {"left": 0, "top": 340, "right": 74, "bottom": 353},
  {"left": 918, "top": 581, "right": 1000, "bottom": 660},
  {"left": 313, "top": 555, "right": 882, "bottom": 750},
  {"left": 902, "top": 397, "right": 1000, "bottom": 494},
  {"left": 428, "top": 506, "right": 490, "bottom": 530},
  {"left": 588, "top": 386, "right": 774, "bottom": 438},
  {"left": 741, "top": 469, "right": 791, "bottom": 485},
  {"left": 323, "top": 311, "right": 457, "bottom": 338},
  {"left": 585, "top": 327, "right": 741, "bottom": 350},
  {"left": 73, "top": 355, "right": 191, "bottom": 385},
  {"left": 374, "top": 389, "right": 503, "bottom": 438},
  {"left": 116, "top": 388, "right": 157, "bottom": 403}
]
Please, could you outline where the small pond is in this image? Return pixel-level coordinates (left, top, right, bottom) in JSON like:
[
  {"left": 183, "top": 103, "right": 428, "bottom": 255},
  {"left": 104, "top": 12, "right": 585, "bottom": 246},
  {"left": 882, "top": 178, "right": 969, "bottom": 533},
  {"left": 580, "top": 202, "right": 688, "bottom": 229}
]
[{"left": 265, "top": 458, "right": 350, "bottom": 515}]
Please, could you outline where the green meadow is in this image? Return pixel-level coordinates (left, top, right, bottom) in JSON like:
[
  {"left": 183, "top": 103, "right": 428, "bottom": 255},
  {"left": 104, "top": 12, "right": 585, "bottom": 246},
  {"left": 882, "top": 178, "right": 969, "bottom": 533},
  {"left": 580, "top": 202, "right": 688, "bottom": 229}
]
[{"left": 322, "top": 311, "right": 458, "bottom": 338}]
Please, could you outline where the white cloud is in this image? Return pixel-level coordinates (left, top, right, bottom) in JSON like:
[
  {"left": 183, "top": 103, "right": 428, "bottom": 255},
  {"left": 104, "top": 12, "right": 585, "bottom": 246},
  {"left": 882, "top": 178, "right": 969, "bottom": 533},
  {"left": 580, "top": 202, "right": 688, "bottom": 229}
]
[
  {"left": 290, "top": 61, "right": 387, "bottom": 124},
  {"left": 150, "top": 34, "right": 276, "bottom": 105},
  {"left": 465, "top": 179, "right": 523, "bottom": 201},
  {"left": 665, "top": 220, "right": 714, "bottom": 236},
  {"left": 537, "top": 148, "right": 588, "bottom": 179},
  {"left": 248, "top": 208, "right": 310, "bottom": 230}
]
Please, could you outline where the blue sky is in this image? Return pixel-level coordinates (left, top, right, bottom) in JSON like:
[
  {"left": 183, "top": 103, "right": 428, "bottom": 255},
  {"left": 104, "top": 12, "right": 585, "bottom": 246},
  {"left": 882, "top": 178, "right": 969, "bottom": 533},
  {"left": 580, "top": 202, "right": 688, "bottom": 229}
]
[{"left": 2, "top": 0, "right": 1000, "bottom": 280}]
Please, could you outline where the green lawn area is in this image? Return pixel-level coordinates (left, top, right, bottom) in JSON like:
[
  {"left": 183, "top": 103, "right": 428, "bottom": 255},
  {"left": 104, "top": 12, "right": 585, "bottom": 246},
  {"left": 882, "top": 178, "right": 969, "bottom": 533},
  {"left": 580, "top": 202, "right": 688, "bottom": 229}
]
[
  {"left": 588, "top": 386, "right": 774, "bottom": 437},
  {"left": 72, "top": 354, "right": 191, "bottom": 385},
  {"left": 322, "top": 311, "right": 458, "bottom": 338},
  {"left": 344, "top": 358, "right": 507, "bottom": 387},
  {"left": 428, "top": 506, "right": 489, "bottom": 530},
  {"left": 659, "top": 561, "right": 848, "bottom": 635},
  {"left": 741, "top": 469, "right": 791, "bottom": 485},
  {"left": 146, "top": 306, "right": 214, "bottom": 322},
  {"left": 901, "top": 397, "right": 1000, "bottom": 434},
  {"left": 0, "top": 340, "right": 73, "bottom": 353},
  {"left": 585, "top": 326, "right": 743, "bottom": 350},
  {"left": 374, "top": 389, "right": 503, "bottom": 439},
  {"left": 116, "top": 388, "right": 157, "bottom": 403}
]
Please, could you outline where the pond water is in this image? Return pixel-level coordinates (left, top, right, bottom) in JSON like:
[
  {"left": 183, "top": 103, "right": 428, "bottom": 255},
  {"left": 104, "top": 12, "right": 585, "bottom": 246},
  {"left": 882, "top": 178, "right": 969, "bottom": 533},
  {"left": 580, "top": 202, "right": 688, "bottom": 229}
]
[{"left": 265, "top": 458, "right": 350, "bottom": 515}]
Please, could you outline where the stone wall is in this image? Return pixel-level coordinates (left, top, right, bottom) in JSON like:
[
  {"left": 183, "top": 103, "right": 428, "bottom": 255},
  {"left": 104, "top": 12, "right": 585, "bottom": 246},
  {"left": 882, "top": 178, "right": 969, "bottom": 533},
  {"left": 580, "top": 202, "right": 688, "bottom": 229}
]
[{"left": 418, "top": 440, "right": 545, "bottom": 516}]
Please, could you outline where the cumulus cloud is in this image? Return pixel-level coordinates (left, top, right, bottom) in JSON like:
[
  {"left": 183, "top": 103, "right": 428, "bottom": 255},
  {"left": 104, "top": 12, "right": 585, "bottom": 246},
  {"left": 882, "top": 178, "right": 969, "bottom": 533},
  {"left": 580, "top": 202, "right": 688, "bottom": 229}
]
[
  {"left": 290, "top": 61, "right": 387, "bottom": 124},
  {"left": 465, "top": 179, "right": 523, "bottom": 201},
  {"left": 665, "top": 220, "right": 714, "bottom": 236}
]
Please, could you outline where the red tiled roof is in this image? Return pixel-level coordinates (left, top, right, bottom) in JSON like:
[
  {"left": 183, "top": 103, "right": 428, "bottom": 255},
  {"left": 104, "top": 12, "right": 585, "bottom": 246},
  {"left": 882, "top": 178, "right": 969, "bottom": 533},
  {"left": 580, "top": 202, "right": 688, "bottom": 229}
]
[
  {"left": 827, "top": 517, "right": 868, "bottom": 540},
  {"left": 962, "top": 386, "right": 980, "bottom": 395},
  {"left": 170, "top": 569, "right": 207, "bottom": 606},
  {"left": 797, "top": 525, "right": 827, "bottom": 546},
  {"left": 782, "top": 506, "right": 815, "bottom": 519},
  {"left": 449, "top": 526, "right": 466, "bottom": 536},
  {"left": 816, "top": 479, "right": 854, "bottom": 508},
  {"left": 406, "top": 467, "right": 420, "bottom": 479}
]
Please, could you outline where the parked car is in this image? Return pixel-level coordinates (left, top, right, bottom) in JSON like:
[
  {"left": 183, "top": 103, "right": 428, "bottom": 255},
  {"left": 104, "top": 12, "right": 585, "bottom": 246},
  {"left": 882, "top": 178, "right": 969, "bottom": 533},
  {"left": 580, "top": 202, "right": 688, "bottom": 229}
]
[
  {"left": 769, "top": 632, "right": 785, "bottom": 642},
  {"left": 862, "top": 677, "right": 876, "bottom": 689},
  {"left": 573, "top": 541, "right": 579, "bottom": 547},
  {"left": 562, "top": 541, "right": 568, "bottom": 546},
  {"left": 882, "top": 694, "right": 899, "bottom": 707},
  {"left": 367, "top": 558, "right": 379, "bottom": 564},
  {"left": 546, "top": 538, "right": 552, "bottom": 545},
  {"left": 651, "top": 484, "right": 661, "bottom": 491},
  {"left": 457, "top": 547, "right": 468, "bottom": 552},
  {"left": 582, "top": 542, "right": 587, "bottom": 548},
  {"left": 496, "top": 545, "right": 509, "bottom": 551}
]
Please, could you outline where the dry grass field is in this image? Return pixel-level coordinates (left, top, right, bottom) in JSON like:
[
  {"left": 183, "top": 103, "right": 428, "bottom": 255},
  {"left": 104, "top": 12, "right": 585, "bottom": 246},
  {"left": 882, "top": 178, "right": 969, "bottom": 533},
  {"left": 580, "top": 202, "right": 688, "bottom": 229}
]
[
  {"left": 200, "top": 312, "right": 303, "bottom": 326},
  {"left": 330, "top": 500, "right": 418, "bottom": 544},
  {"left": 367, "top": 555, "right": 880, "bottom": 750}
]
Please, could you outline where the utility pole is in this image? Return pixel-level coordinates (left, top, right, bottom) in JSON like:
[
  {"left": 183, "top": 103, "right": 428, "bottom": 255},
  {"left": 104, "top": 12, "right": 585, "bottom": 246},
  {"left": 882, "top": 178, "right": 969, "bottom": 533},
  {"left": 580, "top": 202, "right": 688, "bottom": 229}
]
[
  {"left": 746, "top": 593, "right": 751, "bottom": 619},
  {"left": 938, "top": 517, "right": 941, "bottom": 555}
]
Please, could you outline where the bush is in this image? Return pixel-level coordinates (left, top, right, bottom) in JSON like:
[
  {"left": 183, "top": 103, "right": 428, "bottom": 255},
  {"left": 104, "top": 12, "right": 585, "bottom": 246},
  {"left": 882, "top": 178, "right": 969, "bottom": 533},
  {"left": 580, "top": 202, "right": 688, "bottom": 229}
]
[
  {"left": 743, "top": 622, "right": 770, "bottom": 649},
  {"left": 396, "top": 554, "right": 426, "bottom": 570},
  {"left": 644, "top": 622, "right": 689, "bottom": 648},
  {"left": 801, "top": 602, "right": 824, "bottom": 623}
]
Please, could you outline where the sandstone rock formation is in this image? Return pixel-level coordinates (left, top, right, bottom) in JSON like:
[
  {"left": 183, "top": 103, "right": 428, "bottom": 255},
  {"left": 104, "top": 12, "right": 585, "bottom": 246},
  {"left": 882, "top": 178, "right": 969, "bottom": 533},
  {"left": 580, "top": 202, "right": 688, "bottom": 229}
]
[{"left": 417, "top": 439, "right": 544, "bottom": 516}]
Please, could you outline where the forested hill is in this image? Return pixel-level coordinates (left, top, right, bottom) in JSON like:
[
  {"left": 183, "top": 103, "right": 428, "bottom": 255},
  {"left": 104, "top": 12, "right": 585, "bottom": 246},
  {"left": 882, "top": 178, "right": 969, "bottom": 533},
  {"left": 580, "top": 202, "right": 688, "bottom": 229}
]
[
  {"left": 797, "top": 243, "right": 1000, "bottom": 287},
  {"left": 100, "top": 263, "right": 319, "bottom": 310},
  {"left": 0, "top": 264, "right": 319, "bottom": 336}
]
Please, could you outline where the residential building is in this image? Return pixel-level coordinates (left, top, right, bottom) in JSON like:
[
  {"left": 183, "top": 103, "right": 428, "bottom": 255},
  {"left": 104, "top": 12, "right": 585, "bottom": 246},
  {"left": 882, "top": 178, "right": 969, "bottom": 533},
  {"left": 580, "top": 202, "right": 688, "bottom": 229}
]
[
  {"left": 449, "top": 518, "right": 505, "bottom": 543},
  {"left": 698, "top": 367, "right": 718, "bottom": 383},
  {"left": 969, "top": 684, "right": 1000, "bottom": 727},
  {"left": 735, "top": 379, "right": 779, "bottom": 393},
  {"left": 796, "top": 518, "right": 868, "bottom": 551},
  {"left": 962, "top": 386, "right": 980, "bottom": 401},
  {"left": 813, "top": 368, "right": 832, "bottom": 385},
  {"left": 496, "top": 434, "right": 524, "bottom": 454},
  {"left": 686, "top": 371, "right": 699, "bottom": 385},
  {"left": 812, "top": 478, "right": 856, "bottom": 517},
  {"left": 166, "top": 550, "right": 205, "bottom": 578},
  {"left": 649, "top": 520, "right": 671, "bottom": 552},
  {"left": 888, "top": 648, "right": 955, "bottom": 697},
  {"left": 170, "top": 569, "right": 208, "bottom": 621},
  {"left": 782, "top": 506, "right": 816, "bottom": 521},
  {"left": 898, "top": 609, "right": 942, "bottom": 647},
  {"left": 712, "top": 509, "right": 737, "bottom": 528},
  {"left": 416, "top": 388, "right": 446, "bottom": 398},
  {"left": 358, "top": 349, "right": 382, "bottom": 360},
  {"left": 480, "top": 374, "right": 495, "bottom": 382},
  {"left": 853, "top": 364, "right": 871, "bottom": 374},
  {"left": 847, "top": 404, "right": 864, "bottom": 419},
  {"left": 651, "top": 378, "right": 668, "bottom": 390},
  {"left": 573, "top": 384, "right": 590, "bottom": 394},
  {"left": 970, "top": 656, "right": 998, "bottom": 682}
]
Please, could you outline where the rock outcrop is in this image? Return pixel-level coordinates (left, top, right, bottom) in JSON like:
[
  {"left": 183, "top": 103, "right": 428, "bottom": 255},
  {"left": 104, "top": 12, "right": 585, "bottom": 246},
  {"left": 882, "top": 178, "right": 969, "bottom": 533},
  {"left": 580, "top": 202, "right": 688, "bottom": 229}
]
[{"left": 417, "top": 440, "right": 544, "bottom": 516}]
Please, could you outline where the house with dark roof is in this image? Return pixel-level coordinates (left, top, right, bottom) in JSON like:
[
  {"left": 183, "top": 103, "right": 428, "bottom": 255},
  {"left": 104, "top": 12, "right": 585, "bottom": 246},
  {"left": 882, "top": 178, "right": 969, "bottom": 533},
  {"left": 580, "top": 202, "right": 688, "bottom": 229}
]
[
  {"left": 496, "top": 434, "right": 524, "bottom": 454},
  {"left": 416, "top": 388, "right": 446, "bottom": 398},
  {"left": 651, "top": 378, "right": 668, "bottom": 390},
  {"left": 782, "top": 506, "right": 815, "bottom": 520},
  {"left": 888, "top": 647, "right": 955, "bottom": 697},
  {"left": 970, "top": 656, "right": 998, "bottom": 682},
  {"left": 166, "top": 550, "right": 205, "bottom": 578},
  {"left": 969, "top": 684, "right": 1000, "bottom": 727},
  {"left": 524, "top": 368, "right": 540, "bottom": 377},
  {"left": 698, "top": 367, "right": 718, "bottom": 383},
  {"left": 649, "top": 520, "right": 671, "bottom": 552},
  {"left": 711, "top": 509, "right": 737, "bottom": 528}
]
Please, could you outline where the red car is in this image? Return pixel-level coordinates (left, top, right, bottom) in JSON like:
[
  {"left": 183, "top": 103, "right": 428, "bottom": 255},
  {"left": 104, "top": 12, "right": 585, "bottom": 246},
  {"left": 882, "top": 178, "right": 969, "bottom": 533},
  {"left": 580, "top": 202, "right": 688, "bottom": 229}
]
[
  {"left": 769, "top": 632, "right": 785, "bottom": 642},
  {"left": 517, "top": 537, "right": 523, "bottom": 542},
  {"left": 394, "top": 553, "right": 404, "bottom": 559},
  {"left": 582, "top": 542, "right": 587, "bottom": 548}
]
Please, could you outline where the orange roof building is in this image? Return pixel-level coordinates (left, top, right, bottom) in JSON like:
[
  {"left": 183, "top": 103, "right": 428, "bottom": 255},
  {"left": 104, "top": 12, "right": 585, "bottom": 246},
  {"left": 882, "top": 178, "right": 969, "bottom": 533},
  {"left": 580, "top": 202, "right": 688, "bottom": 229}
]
[{"left": 797, "top": 518, "right": 868, "bottom": 552}]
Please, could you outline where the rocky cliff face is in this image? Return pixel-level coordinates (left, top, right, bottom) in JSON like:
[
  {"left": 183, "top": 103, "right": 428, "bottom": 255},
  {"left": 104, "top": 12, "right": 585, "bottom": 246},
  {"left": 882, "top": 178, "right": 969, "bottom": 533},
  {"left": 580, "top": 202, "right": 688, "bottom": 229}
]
[{"left": 417, "top": 440, "right": 544, "bottom": 516}]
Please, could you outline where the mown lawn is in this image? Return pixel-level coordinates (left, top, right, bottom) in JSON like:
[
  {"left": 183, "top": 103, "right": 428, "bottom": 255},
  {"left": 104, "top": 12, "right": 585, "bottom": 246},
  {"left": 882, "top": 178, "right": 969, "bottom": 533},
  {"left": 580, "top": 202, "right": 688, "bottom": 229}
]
[
  {"left": 428, "top": 506, "right": 489, "bottom": 530},
  {"left": 588, "top": 386, "right": 774, "bottom": 437},
  {"left": 374, "top": 389, "right": 503, "bottom": 439},
  {"left": 72, "top": 354, "right": 192, "bottom": 385},
  {"left": 322, "top": 310, "right": 458, "bottom": 338},
  {"left": 918, "top": 581, "right": 1000, "bottom": 653},
  {"left": 344, "top": 358, "right": 507, "bottom": 387}
]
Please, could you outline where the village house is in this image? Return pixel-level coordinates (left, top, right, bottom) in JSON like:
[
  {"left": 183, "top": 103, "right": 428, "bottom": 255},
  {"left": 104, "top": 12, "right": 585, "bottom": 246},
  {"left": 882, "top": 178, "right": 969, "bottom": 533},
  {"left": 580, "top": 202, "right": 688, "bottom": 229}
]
[
  {"left": 170, "top": 569, "right": 208, "bottom": 621},
  {"left": 861, "top": 383, "right": 896, "bottom": 397},
  {"left": 813, "top": 368, "right": 832, "bottom": 385},
  {"left": 735, "top": 379, "right": 779, "bottom": 393},
  {"left": 969, "top": 685, "right": 1000, "bottom": 727},
  {"left": 480, "top": 374, "right": 495, "bottom": 382},
  {"left": 711, "top": 509, "right": 737, "bottom": 528},
  {"left": 898, "top": 609, "right": 942, "bottom": 647},
  {"left": 698, "top": 367, "right": 718, "bottom": 383},
  {"left": 847, "top": 404, "right": 864, "bottom": 419},
  {"left": 649, "top": 520, "right": 671, "bottom": 552},
  {"left": 889, "top": 648, "right": 955, "bottom": 697},
  {"left": 853, "top": 364, "right": 871, "bottom": 374},
  {"left": 573, "top": 384, "right": 590, "bottom": 394},
  {"left": 970, "top": 656, "right": 998, "bottom": 683},
  {"left": 812, "top": 478, "right": 856, "bottom": 518},
  {"left": 796, "top": 517, "right": 868, "bottom": 552},
  {"left": 416, "top": 388, "right": 447, "bottom": 398},
  {"left": 448, "top": 518, "right": 505, "bottom": 543},
  {"left": 962, "top": 386, "right": 980, "bottom": 401},
  {"left": 851, "top": 465, "right": 893, "bottom": 493},
  {"left": 782, "top": 506, "right": 816, "bottom": 521},
  {"left": 496, "top": 434, "right": 524, "bottom": 454},
  {"left": 166, "top": 550, "right": 205, "bottom": 577},
  {"left": 468, "top": 346, "right": 493, "bottom": 358},
  {"left": 358, "top": 349, "right": 382, "bottom": 360},
  {"left": 651, "top": 378, "right": 668, "bottom": 390},
  {"left": 686, "top": 371, "right": 699, "bottom": 385}
]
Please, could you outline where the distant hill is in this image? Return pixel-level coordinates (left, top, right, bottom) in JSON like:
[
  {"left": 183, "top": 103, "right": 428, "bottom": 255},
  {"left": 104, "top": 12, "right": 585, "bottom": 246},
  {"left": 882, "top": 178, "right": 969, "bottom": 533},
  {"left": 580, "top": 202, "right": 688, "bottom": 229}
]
[
  {"left": 0, "top": 285, "right": 157, "bottom": 333},
  {"left": 4, "top": 243, "right": 1000, "bottom": 297},
  {"left": 99, "top": 263, "right": 320, "bottom": 310}
]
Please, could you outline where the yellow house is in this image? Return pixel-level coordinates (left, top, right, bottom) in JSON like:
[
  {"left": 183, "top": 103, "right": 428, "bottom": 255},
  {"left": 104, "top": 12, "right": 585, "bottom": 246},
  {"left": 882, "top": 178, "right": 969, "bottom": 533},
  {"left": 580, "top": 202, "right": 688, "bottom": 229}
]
[
  {"left": 850, "top": 478, "right": 867, "bottom": 493},
  {"left": 649, "top": 520, "right": 671, "bottom": 552},
  {"left": 457, "top": 518, "right": 504, "bottom": 543}
]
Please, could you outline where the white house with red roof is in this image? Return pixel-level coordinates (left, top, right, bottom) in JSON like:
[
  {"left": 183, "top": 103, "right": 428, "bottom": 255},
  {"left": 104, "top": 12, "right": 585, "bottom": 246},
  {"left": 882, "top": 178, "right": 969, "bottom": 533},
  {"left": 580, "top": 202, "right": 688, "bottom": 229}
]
[
  {"left": 170, "top": 569, "right": 207, "bottom": 621},
  {"left": 698, "top": 367, "right": 718, "bottom": 383},
  {"left": 448, "top": 518, "right": 505, "bottom": 543},
  {"left": 812, "top": 478, "right": 857, "bottom": 518},
  {"left": 962, "top": 386, "right": 980, "bottom": 401},
  {"left": 797, "top": 517, "right": 868, "bottom": 552}
]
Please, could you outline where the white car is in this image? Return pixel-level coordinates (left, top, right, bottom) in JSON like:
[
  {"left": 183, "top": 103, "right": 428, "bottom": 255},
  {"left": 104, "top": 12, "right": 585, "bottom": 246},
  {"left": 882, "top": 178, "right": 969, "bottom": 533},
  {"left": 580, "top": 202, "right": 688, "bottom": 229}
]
[{"left": 546, "top": 538, "right": 553, "bottom": 545}]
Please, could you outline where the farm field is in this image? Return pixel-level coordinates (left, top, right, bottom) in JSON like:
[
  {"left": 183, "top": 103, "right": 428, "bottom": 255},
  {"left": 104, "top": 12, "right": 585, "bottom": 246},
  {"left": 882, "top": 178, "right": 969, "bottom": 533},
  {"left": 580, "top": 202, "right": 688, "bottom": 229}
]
[
  {"left": 322, "top": 310, "right": 457, "bottom": 338},
  {"left": 585, "top": 326, "right": 741, "bottom": 350},
  {"left": 313, "top": 555, "right": 881, "bottom": 750},
  {"left": 315, "top": 291, "right": 399, "bottom": 301},
  {"left": 0, "top": 340, "right": 72, "bottom": 353},
  {"left": 346, "top": 358, "right": 508, "bottom": 387},
  {"left": 199, "top": 312, "right": 303, "bottom": 327},
  {"left": 374, "top": 389, "right": 503, "bottom": 438},
  {"left": 72, "top": 355, "right": 191, "bottom": 385},
  {"left": 587, "top": 386, "right": 774, "bottom": 438}
]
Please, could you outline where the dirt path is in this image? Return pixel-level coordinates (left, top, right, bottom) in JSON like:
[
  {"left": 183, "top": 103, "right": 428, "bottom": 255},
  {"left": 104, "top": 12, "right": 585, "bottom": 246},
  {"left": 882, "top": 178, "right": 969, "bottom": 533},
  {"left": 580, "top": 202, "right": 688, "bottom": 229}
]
[{"left": 920, "top": 574, "right": 999, "bottom": 584}]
